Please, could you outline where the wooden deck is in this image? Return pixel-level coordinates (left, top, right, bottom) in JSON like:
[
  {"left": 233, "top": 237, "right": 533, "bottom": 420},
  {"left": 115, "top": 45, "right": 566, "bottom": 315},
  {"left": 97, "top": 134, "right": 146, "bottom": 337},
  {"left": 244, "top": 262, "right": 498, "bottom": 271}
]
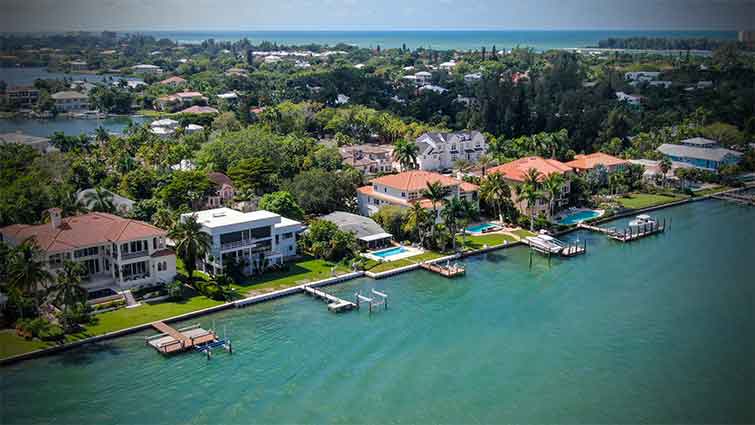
[
  {"left": 303, "top": 286, "right": 357, "bottom": 313},
  {"left": 420, "top": 261, "right": 465, "bottom": 278},
  {"left": 146, "top": 322, "right": 217, "bottom": 354},
  {"left": 578, "top": 220, "right": 666, "bottom": 243}
]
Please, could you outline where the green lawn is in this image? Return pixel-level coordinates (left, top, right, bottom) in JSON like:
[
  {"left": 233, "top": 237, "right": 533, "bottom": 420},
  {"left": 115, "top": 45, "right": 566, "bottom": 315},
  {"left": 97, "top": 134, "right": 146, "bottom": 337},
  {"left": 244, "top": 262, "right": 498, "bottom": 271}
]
[
  {"left": 692, "top": 185, "right": 730, "bottom": 197},
  {"left": 366, "top": 251, "right": 445, "bottom": 274},
  {"left": 231, "top": 258, "right": 350, "bottom": 296},
  {"left": 0, "top": 330, "right": 51, "bottom": 359},
  {"left": 510, "top": 229, "right": 536, "bottom": 239},
  {"left": 616, "top": 192, "right": 689, "bottom": 210},
  {"left": 458, "top": 233, "right": 518, "bottom": 250}
]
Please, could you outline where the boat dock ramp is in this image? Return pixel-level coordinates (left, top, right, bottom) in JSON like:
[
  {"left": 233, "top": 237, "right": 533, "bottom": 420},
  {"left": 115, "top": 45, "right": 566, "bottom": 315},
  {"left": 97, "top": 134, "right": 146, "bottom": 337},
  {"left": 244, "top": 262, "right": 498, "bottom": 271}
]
[
  {"left": 303, "top": 286, "right": 357, "bottom": 313},
  {"left": 578, "top": 218, "right": 666, "bottom": 242},
  {"left": 146, "top": 322, "right": 218, "bottom": 355}
]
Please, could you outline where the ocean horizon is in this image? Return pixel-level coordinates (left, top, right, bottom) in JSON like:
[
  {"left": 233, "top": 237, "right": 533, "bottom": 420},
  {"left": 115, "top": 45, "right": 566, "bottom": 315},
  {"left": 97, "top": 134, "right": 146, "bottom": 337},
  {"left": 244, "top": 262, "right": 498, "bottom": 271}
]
[{"left": 136, "top": 29, "right": 737, "bottom": 51}]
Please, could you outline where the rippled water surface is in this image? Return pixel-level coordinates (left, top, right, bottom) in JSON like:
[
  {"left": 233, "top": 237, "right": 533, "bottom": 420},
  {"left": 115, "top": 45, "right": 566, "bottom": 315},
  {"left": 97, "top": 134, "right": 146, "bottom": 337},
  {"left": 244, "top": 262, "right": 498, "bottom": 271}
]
[{"left": 1, "top": 200, "right": 753, "bottom": 424}]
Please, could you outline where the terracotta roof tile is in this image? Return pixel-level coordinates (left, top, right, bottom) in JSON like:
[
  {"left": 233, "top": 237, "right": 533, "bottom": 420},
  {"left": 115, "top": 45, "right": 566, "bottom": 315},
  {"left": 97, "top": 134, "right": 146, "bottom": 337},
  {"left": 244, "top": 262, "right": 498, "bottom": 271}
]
[
  {"left": 488, "top": 156, "right": 572, "bottom": 183},
  {"left": 368, "top": 171, "right": 463, "bottom": 192},
  {"left": 565, "top": 152, "right": 627, "bottom": 170},
  {"left": 0, "top": 213, "right": 167, "bottom": 253}
]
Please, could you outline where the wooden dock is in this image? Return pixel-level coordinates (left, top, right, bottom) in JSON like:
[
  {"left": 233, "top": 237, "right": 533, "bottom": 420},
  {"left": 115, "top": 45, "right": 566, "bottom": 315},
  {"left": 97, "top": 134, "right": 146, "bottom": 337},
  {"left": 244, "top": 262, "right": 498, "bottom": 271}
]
[
  {"left": 303, "top": 286, "right": 357, "bottom": 313},
  {"left": 146, "top": 322, "right": 217, "bottom": 354},
  {"left": 420, "top": 261, "right": 465, "bottom": 278},
  {"left": 712, "top": 191, "right": 754, "bottom": 206},
  {"left": 578, "top": 219, "right": 666, "bottom": 243}
]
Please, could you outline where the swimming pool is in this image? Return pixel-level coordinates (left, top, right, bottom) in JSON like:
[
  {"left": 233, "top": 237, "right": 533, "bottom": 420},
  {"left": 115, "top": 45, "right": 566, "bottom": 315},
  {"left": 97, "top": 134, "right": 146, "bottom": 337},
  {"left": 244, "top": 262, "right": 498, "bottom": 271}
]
[
  {"left": 466, "top": 223, "right": 499, "bottom": 233},
  {"left": 558, "top": 209, "right": 603, "bottom": 225},
  {"left": 371, "top": 246, "right": 409, "bottom": 259}
]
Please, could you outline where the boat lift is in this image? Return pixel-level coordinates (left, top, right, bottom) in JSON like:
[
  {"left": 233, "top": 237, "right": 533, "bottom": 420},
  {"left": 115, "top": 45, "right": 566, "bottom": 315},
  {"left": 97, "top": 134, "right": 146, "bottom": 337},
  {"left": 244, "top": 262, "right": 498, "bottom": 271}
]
[{"left": 355, "top": 289, "right": 389, "bottom": 313}]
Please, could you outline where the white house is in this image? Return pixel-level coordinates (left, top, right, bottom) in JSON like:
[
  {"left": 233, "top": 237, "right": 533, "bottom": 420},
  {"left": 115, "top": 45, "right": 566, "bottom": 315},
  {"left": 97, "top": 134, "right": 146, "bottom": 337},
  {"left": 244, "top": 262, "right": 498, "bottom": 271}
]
[
  {"left": 414, "top": 131, "right": 488, "bottom": 171},
  {"left": 180, "top": 208, "right": 303, "bottom": 276},
  {"left": 439, "top": 60, "right": 457, "bottom": 71},
  {"left": 616, "top": 91, "right": 642, "bottom": 106},
  {"left": 132, "top": 64, "right": 163, "bottom": 75},
  {"left": 51, "top": 91, "right": 90, "bottom": 112},
  {"left": 414, "top": 71, "right": 432, "bottom": 85},
  {"left": 149, "top": 118, "right": 180, "bottom": 137},
  {"left": 0, "top": 210, "right": 176, "bottom": 293},
  {"left": 418, "top": 84, "right": 447, "bottom": 94}
]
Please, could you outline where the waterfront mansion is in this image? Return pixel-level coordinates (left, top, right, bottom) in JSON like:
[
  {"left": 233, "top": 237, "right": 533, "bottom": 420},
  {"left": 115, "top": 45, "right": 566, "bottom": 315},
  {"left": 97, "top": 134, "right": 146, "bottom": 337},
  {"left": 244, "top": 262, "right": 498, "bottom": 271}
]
[
  {"left": 414, "top": 131, "right": 488, "bottom": 171},
  {"left": 488, "top": 156, "right": 574, "bottom": 218},
  {"left": 357, "top": 170, "right": 479, "bottom": 218},
  {"left": 181, "top": 208, "right": 303, "bottom": 276},
  {"left": 0, "top": 209, "right": 176, "bottom": 292}
]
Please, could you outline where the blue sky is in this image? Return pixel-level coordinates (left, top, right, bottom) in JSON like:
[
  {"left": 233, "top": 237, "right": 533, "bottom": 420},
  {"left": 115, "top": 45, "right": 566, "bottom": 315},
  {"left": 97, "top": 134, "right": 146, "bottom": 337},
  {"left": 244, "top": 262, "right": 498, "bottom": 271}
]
[{"left": 1, "top": 0, "right": 753, "bottom": 32}]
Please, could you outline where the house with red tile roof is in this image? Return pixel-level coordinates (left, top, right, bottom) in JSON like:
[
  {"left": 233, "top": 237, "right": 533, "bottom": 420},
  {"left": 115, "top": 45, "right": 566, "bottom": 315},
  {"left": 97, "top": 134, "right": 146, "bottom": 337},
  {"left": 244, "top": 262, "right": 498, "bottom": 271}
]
[
  {"left": 206, "top": 172, "right": 236, "bottom": 209},
  {"left": 565, "top": 152, "right": 628, "bottom": 173},
  {"left": 357, "top": 170, "right": 478, "bottom": 218},
  {"left": 487, "top": 156, "right": 573, "bottom": 218},
  {"left": 0, "top": 209, "right": 176, "bottom": 292},
  {"left": 158, "top": 76, "right": 187, "bottom": 87},
  {"left": 154, "top": 91, "right": 207, "bottom": 112}
]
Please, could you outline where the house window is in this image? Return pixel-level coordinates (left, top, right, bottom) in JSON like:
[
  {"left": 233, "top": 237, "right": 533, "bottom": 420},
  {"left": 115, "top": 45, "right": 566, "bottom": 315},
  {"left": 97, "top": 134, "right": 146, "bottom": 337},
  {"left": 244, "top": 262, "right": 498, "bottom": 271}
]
[
  {"left": 282, "top": 232, "right": 293, "bottom": 240},
  {"left": 130, "top": 240, "right": 145, "bottom": 253},
  {"left": 401, "top": 192, "right": 406, "bottom": 197},
  {"left": 250, "top": 226, "right": 271, "bottom": 239},
  {"left": 49, "top": 254, "right": 63, "bottom": 267},
  {"left": 153, "top": 238, "right": 157, "bottom": 250}
]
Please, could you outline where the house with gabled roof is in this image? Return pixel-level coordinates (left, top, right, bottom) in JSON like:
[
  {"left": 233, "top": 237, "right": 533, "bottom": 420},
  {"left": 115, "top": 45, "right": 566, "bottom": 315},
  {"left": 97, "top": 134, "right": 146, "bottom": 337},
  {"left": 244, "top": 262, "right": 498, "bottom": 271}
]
[
  {"left": 357, "top": 170, "right": 478, "bottom": 218},
  {"left": 0, "top": 210, "right": 176, "bottom": 292},
  {"left": 415, "top": 131, "right": 487, "bottom": 171}
]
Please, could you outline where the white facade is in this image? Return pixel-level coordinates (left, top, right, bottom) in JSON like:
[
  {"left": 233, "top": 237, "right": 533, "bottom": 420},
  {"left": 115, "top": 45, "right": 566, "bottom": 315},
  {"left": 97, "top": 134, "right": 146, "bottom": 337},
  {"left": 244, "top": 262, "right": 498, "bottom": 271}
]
[
  {"left": 181, "top": 208, "right": 303, "bottom": 276},
  {"left": 414, "top": 131, "right": 488, "bottom": 171},
  {"left": 51, "top": 91, "right": 90, "bottom": 112}
]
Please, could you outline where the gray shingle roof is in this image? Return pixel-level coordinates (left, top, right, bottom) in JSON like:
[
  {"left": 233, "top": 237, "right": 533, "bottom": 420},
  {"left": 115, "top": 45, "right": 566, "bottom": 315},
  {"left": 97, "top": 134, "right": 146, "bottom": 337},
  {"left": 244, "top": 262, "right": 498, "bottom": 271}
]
[
  {"left": 415, "top": 131, "right": 485, "bottom": 155},
  {"left": 657, "top": 144, "right": 742, "bottom": 162},
  {"left": 319, "top": 211, "right": 391, "bottom": 240}
]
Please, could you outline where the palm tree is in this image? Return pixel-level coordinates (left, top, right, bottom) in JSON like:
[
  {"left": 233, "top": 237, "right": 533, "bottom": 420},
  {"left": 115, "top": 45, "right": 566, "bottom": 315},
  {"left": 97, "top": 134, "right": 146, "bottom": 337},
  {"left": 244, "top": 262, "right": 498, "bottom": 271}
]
[
  {"left": 403, "top": 202, "right": 431, "bottom": 247},
  {"left": 477, "top": 154, "right": 497, "bottom": 176},
  {"left": 457, "top": 198, "right": 479, "bottom": 250},
  {"left": 82, "top": 187, "right": 115, "bottom": 213},
  {"left": 454, "top": 159, "right": 473, "bottom": 175},
  {"left": 422, "top": 181, "right": 450, "bottom": 229},
  {"left": 541, "top": 173, "right": 565, "bottom": 219},
  {"left": 7, "top": 239, "right": 53, "bottom": 316},
  {"left": 659, "top": 158, "right": 672, "bottom": 188},
  {"left": 480, "top": 173, "right": 511, "bottom": 223},
  {"left": 392, "top": 139, "right": 419, "bottom": 171},
  {"left": 58, "top": 192, "right": 88, "bottom": 217},
  {"left": 517, "top": 168, "right": 544, "bottom": 231},
  {"left": 168, "top": 215, "right": 212, "bottom": 287},
  {"left": 48, "top": 261, "right": 87, "bottom": 325},
  {"left": 151, "top": 208, "right": 174, "bottom": 230},
  {"left": 441, "top": 197, "right": 464, "bottom": 252},
  {"left": 94, "top": 126, "right": 110, "bottom": 144}
]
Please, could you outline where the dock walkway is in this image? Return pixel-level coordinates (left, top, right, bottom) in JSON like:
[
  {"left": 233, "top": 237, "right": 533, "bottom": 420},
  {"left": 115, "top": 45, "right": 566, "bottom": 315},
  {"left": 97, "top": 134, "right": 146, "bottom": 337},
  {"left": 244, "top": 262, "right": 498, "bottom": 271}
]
[
  {"left": 420, "top": 261, "right": 465, "bottom": 278},
  {"left": 578, "top": 220, "right": 666, "bottom": 242},
  {"left": 712, "top": 191, "right": 754, "bottom": 206},
  {"left": 303, "top": 286, "right": 357, "bottom": 313},
  {"left": 146, "top": 322, "right": 217, "bottom": 354}
]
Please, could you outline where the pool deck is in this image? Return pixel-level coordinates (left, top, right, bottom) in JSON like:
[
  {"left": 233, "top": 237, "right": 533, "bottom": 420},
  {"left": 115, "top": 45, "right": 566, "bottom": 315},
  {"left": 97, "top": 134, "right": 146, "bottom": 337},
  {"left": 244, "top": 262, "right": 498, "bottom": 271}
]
[
  {"left": 2, "top": 185, "right": 748, "bottom": 366},
  {"left": 362, "top": 246, "right": 424, "bottom": 262}
]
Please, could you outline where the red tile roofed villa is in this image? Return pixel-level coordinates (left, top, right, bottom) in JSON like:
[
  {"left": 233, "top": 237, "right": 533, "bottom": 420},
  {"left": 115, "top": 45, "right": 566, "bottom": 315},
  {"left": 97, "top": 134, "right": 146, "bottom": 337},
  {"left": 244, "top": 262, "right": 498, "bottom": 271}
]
[
  {"left": 565, "top": 152, "right": 628, "bottom": 173},
  {"left": 487, "top": 156, "right": 573, "bottom": 217},
  {"left": 0, "top": 209, "right": 176, "bottom": 293},
  {"left": 357, "top": 170, "right": 478, "bottom": 219},
  {"left": 159, "top": 76, "right": 187, "bottom": 86},
  {"left": 179, "top": 105, "right": 219, "bottom": 114},
  {"left": 206, "top": 172, "right": 236, "bottom": 208}
]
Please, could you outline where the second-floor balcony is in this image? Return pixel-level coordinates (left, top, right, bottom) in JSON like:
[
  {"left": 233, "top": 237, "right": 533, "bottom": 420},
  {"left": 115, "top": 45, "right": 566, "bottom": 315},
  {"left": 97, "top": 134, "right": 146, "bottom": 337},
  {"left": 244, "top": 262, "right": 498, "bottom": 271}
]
[
  {"left": 220, "top": 238, "right": 256, "bottom": 251},
  {"left": 120, "top": 250, "right": 149, "bottom": 261}
]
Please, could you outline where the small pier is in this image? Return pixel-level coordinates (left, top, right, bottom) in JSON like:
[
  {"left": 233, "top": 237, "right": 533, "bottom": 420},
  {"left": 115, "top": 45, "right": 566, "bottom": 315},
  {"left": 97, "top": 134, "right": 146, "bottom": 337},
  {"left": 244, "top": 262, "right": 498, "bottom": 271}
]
[
  {"left": 712, "top": 191, "right": 755, "bottom": 206},
  {"left": 525, "top": 235, "right": 586, "bottom": 258},
  {"left": 578, "top": 218, "right": 666, "bottom": 243},
  {"left": 420, "top": 260, "right": 465, "bottom": 278},
  {"left": 303, "top": 286, "right": 357, "bottom": 313},
  {"left": 146, "top": 322, "right": 217, "bottom": 355}
]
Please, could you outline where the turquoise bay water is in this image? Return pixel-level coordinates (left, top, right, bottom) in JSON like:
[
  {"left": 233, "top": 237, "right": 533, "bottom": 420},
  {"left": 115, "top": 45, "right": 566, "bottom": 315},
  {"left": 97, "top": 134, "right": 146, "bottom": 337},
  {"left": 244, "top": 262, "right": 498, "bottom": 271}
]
[{"left": 1, "top": 200, "right": 753, "bottom": 424}]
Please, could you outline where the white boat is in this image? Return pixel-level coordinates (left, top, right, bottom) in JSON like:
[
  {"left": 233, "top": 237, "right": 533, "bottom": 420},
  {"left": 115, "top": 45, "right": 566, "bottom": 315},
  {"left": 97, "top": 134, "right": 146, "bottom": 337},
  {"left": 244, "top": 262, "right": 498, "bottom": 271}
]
[
  {"left": 628, "top": 214, "right": 657, "bottom": 228},
  {"left": 525, "top": 235, "right": 566, "bottom": 254}
]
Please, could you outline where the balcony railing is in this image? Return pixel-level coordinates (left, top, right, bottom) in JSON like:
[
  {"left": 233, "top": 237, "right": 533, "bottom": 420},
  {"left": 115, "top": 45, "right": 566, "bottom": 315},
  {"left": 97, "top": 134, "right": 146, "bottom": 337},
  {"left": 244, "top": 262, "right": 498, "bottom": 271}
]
[
  {"left": 122, "top": 273, "right": 150, "bottom": 282},
  {"left": 120, "top": 250, "right": 149, "bottom": 261},
  {"left": 221, "top": 239, "right": 255, "bottom": 251}
]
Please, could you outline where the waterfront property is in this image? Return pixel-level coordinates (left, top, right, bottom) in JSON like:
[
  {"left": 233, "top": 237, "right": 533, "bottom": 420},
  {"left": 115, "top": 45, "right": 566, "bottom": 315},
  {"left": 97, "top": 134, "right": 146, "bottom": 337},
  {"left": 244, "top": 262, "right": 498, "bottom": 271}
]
[
  {"left": 149, "top": 118, "right": 180, "bottom": 137},
  {"left": 0, "top": 132, "right": 56, "bottom": 153},
  {"left": 51, "top": 91, "right": 90, "bottom": 112},
  {"left": 182, "top": 208, "right": 303, "bottom": 276},
  {"left": 319, "top": 211, "right": 393, "bottom": 250},
  {"left": 465, "top": 222, "right": 501, "bottom": 234},
  {"left": 565, "top": 152, "right": 627, "bottom": 173},
  {"left": 154, "top": 91, "right": 207, "bottom": 112},
  {"left": 364, "top": 245, "right": 424, "bottom": 262},
  {"left": 488, "top": 156, "right": 573, "bottom": 217},
  {"left": 414, "top": 131, "right": 488, "bottom": 171},
  {"left": 132, "top": 64, "right": 163, "bottom": 75},
  {"left": 1, "top": 85, "right": 39, "bottom": 107},
  {"left": 357, "top": 170, "right": 479, "bottom": 218},
  {"left": 0, "top": 209, "right": 176, "bottom": 292},
  {"left": 657, "top": 139, "right": 742, "bottom": 171},
  {"left": 556, "top": 208, "right": 604, "bottom": 225}
]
